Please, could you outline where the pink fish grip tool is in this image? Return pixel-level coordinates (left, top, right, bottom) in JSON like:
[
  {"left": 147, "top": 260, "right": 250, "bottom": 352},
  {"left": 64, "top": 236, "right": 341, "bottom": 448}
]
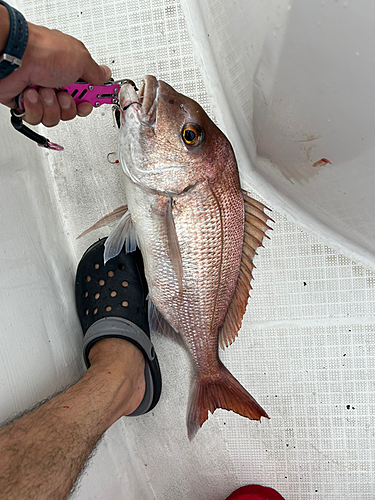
[{"left": 10, "top": 79, "right": 136, "bottom": 150}]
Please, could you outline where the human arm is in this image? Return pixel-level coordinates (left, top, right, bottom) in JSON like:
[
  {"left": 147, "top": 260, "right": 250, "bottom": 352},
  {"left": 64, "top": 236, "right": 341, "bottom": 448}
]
[
  {"left": 0, "top": 3, "right": 111, "bottom": 126},
  {"left": 0, "top": 339, "right": 145, "bottom": 500}
]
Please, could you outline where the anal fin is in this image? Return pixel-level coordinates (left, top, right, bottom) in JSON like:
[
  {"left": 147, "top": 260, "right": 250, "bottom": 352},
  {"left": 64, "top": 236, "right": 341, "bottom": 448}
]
[{"left": 148, "top": 300, "right": 179, "bottom": 339}]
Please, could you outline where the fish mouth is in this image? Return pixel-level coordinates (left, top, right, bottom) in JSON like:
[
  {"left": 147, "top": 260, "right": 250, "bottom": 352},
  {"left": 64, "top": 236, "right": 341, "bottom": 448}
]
[{"left": 120, "top": 75, "right": 159, "bottom": 127}]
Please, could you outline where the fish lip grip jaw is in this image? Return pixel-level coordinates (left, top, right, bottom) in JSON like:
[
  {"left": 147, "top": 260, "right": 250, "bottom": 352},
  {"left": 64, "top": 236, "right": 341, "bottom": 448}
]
[{"left": 11, "top": 79, "right": 137, "bottom": 150}]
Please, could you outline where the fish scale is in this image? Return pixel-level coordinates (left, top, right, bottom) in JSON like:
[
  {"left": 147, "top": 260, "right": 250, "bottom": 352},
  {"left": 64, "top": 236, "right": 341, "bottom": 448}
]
[{"left": 173, "top": 185, "right": 227, "bottom": 354}]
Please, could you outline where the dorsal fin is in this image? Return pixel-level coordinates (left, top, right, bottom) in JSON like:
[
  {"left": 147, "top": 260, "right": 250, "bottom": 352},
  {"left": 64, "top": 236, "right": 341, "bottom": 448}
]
[
  {"left": 77, "top": 205, "right": 128, "bottom": 239},
  {"left": 218, "top": 190, "right": 273, "bottom": 350}
]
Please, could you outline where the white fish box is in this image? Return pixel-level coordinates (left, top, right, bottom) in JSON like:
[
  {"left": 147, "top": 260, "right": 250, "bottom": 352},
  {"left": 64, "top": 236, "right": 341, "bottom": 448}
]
[{"left": 181, "top": 0, "right": 375, "bottom": 270}]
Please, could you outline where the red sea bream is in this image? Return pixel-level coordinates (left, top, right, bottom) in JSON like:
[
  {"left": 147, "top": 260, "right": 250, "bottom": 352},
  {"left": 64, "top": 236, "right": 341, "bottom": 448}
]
[{"left": 86, "top": 75, "right": 272, "bottom": 439}]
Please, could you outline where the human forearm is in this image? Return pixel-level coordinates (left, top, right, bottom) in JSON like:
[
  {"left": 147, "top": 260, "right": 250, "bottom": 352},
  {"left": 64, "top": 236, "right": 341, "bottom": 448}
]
[
  {"left": 0, "top": 338, "right": 144, "bottom": 500},
  {"left": 0, "top": 370, "right": 121, "bottom": 500}
]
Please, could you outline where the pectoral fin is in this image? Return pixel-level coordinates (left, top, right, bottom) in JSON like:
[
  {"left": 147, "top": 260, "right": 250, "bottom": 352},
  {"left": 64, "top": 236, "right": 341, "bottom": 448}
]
[
  {"left": 166, "top": 197, "right": 183, "bottom": 302},
  {"left": 218, "top": 190, "right": 273, "bottom": 350}
]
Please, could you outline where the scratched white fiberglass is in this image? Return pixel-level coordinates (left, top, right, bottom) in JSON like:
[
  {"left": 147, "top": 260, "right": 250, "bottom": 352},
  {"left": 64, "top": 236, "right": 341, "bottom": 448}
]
[{"left": 21, "top": 1, "right": 375, "bottom": 500}]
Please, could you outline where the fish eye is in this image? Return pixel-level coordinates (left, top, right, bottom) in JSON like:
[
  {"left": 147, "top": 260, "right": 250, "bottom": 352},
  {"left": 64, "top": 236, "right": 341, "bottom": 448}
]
[{"left": 181, "top": 123, "right": 204, "bottom": 147}]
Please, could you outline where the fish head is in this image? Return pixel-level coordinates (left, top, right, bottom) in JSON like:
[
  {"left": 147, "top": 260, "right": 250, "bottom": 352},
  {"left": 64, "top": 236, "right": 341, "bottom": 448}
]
[{"left": 118, "top": 75, "right": 237, "bottom": 195}]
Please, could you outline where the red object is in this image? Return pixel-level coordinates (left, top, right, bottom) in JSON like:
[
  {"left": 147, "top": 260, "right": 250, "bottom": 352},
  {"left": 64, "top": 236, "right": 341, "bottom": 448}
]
[{"left": 225, "top": 485, "right": 286, "bottom": 500}]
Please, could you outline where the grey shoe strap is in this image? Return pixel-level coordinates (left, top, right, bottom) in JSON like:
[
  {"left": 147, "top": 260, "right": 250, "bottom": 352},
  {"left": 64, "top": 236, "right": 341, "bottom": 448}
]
[{"left": 83, "top": 317, "right": 155, "bottom": 417}]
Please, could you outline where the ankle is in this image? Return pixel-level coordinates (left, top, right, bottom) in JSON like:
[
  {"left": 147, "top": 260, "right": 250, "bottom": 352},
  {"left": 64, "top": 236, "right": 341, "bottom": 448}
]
[
  {"left": 86, "top": 338, "right": 146, "bottom": 419},
  {"left": 88, "top": 337, "right": 141, "bottom": 367}
]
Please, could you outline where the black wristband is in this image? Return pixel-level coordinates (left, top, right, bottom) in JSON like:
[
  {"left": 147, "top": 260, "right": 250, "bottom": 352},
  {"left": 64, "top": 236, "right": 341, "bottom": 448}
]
[{"left": 0, "top": 0, "right": 28, "bottom": 80}]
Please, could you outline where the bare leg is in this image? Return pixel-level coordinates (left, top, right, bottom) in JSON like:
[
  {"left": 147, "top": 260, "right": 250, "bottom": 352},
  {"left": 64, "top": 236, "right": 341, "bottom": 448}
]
[{"left": 0, "top": 338, "right": 145, "bottom": 500}]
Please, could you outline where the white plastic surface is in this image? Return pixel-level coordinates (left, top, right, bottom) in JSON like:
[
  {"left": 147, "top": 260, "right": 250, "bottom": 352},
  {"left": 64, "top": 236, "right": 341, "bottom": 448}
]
[
  {"left": 0, "top": 105, "right": 156, "bottom": 500},
  {"left": 181, "top": 0, "right": 375, "bottom": 270},
  {"left": 0, "top": 1, "right": 374, "bottom": 500}
]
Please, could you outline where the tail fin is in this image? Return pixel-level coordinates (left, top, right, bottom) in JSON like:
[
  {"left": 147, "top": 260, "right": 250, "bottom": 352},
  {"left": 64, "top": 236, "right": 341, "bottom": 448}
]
[{"left": 187, "top": 362, "right": 268, "bottom": 440}]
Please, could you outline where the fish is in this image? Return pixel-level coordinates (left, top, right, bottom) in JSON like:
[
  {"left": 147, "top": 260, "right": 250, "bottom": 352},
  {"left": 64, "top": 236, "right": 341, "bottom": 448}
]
[{"left": 82, "top": 75, "right": 273, "bottom": 439}]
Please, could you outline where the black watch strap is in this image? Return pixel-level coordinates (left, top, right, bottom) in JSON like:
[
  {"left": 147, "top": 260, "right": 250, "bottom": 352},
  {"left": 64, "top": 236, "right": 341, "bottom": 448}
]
[{"left": 0, "top": 0, "right": 28, "bottom": 80}]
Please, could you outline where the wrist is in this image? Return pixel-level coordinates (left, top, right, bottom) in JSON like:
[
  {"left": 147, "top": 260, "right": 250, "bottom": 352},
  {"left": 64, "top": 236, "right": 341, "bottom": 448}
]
[
  {"left": 0, "top": 4, "right": 10, "bottom": 54},
  {"left": 21, "top": 21, "right": 45, "bottom": 68},
  {"left": 0, "top": 1, "right": 28, "bottom": 80}
]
